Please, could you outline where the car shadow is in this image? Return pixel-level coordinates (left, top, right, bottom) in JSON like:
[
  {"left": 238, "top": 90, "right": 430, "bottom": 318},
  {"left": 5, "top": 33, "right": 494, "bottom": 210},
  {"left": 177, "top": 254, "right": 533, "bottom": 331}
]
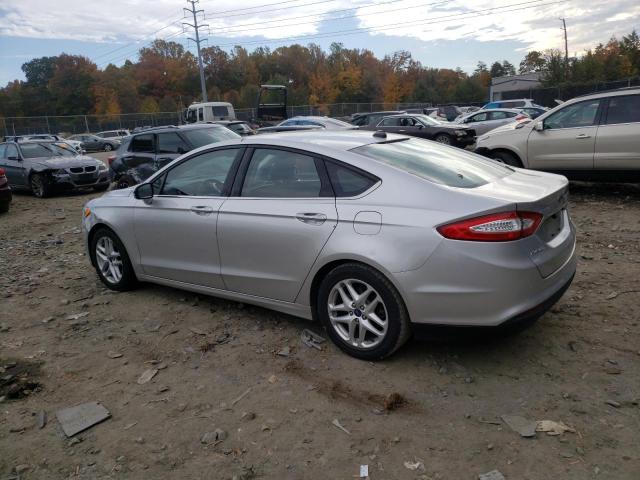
[{"left": 569, "top": 181, "right": 640, "bottom": 197}]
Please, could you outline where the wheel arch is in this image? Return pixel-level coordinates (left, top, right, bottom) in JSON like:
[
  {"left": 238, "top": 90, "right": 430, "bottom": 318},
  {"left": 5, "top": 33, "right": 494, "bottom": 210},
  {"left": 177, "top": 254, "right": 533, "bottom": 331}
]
[
  {"left": 306, "top": 257, "right": 409, "bottom": 322},
  {"left": 87, "top": 223, "right": 130, "bottom": 268}
]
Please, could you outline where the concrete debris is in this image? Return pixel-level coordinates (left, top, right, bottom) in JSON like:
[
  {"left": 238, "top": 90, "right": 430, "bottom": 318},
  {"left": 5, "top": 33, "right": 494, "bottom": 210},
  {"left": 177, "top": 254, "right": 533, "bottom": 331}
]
[
  {"left": 56, "top": 401, "right": 111, "bottom": 437},
  {"left": 301, "top": 329, "right": 325, "bottom": 350},
  {"left": 277, "top": 346, "right": 290, "bottom": 357},
  {"left": 36, "top": 410, "right": 47, "bottom": 429},
  {"left": 404, "top": 459, "right": 424, "bottom": 471},
  {"left": 501, "top": 414, "right": 537, "bottom": 438},
  {"left": 201, "top": 428, "right": 227, "bottom": 444},
  {"left": 137, "top": 368, "right": 158, "bottom": 385},
  {"left": 479, "top": 470, "right": 506, "bottom": 480},
  {"left": 65, "top": 312, "right": 89, "bottom": 321},
  {"left": 107, "top": 351, "right": 123, "bottom": 359}
]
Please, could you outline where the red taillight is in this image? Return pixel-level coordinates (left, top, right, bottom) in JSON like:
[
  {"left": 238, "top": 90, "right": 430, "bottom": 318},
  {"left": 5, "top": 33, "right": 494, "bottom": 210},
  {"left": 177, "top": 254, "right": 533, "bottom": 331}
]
[
  {"left": 0, "top": 168, "right": 5, "bottom": 177},
  {"left": 107, "top": 155, "right": 116, "bottom": 166},
  {"left": 437, "top": 211, "right": 542, "bottom": 242},
  {"left": 515, "top": 114, "right": 528, "bottom": 121}
]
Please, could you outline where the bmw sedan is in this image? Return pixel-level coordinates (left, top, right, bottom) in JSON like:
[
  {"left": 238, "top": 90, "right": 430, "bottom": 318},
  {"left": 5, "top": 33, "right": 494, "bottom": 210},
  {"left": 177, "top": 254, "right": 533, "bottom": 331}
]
[{"left": 81, "top": 131, "right": 576, "bottom": 359}]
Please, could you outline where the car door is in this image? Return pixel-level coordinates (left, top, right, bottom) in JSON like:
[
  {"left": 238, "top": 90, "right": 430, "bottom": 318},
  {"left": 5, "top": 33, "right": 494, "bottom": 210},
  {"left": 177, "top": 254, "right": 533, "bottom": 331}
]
[
  {"left": 218, "top": 147, "right": 338, "bottom": 302},
  {"left": 156, "top": 132, "right": 189, "bottom": 169},
  {"left": 488, "top": 111, "right": 516, "bottom": 129},
  {"left": 465, "top": 112, "right": 492, "bottom": 135},
  {"left": 527, "top": 99, "right": 601, "bottom": 170},
  {"left": 375, "top": 117, "right": 402, "bottom": 133},
  {"left": 134, "top": 147, "right": 243, "bottom": 288},
  {"left": 85, "top": 135, "right": 101, "bottom": 151},
  {"left": 594, "top": 94, "right": 640, "bottom": 170},
  {"left": 121, "top": 133, "right": 157, "bottom": 178},
  {"left": 2, "top": 144, "right": 27, "bottom": 187}
]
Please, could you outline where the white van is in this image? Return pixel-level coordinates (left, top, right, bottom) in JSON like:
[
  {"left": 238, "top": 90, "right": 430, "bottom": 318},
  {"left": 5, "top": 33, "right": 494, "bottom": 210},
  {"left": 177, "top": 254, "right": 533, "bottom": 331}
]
[{"left": 184, "top": 102, "right": 236, "bottom": 123}]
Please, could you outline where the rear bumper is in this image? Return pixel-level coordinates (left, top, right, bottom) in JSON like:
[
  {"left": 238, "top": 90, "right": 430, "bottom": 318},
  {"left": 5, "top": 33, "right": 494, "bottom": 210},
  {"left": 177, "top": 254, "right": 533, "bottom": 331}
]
[
  {"left": 0, "top": 187, "right": 12, "bottom": 208},
  {"left": 395, "top": 230, "right": 577, "bottom": 327}
]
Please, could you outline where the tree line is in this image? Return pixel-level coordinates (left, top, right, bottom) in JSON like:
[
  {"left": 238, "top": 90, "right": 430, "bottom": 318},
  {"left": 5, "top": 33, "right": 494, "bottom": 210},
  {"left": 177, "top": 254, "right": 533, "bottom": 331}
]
[{"left": 0, "top": 30, "right": 638, "bottom": 117}]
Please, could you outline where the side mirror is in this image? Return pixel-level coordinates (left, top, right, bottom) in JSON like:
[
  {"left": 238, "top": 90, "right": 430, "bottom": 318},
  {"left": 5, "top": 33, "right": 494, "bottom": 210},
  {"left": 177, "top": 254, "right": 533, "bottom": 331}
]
[
  {"left": 134, "top": 183, "right": 153, "bottom": 200},
  {"left": 534, "top": 122, "right": 544, "bottom": 132},
  {"left": 7, "top": 156, "right": 20, "bottom": 161}
]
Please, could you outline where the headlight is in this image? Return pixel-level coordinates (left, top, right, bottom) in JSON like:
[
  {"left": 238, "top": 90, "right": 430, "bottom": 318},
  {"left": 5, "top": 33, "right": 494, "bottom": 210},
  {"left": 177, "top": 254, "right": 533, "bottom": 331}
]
[{"left": 99, "top": 164, "right": 107, "bottom": 171}]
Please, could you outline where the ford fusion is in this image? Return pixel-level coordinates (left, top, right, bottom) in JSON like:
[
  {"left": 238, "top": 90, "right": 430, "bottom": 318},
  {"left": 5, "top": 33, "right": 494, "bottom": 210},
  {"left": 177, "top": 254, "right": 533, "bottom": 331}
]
[{"left": 81, "top": 131, "right": 576, "bottom": 359}]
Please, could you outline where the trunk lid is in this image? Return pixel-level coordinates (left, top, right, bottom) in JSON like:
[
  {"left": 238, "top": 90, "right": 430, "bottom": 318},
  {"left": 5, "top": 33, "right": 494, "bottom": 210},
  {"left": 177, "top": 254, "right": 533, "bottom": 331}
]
[{"left": 465, "top": 168, "right": 574, "bottom": 278}]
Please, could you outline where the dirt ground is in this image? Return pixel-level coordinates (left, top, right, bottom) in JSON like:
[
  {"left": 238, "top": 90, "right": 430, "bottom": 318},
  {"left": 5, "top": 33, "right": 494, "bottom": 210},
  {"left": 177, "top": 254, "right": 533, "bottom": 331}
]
[{"left": 1, "top": 155, "right": 639, "bottom": 479}]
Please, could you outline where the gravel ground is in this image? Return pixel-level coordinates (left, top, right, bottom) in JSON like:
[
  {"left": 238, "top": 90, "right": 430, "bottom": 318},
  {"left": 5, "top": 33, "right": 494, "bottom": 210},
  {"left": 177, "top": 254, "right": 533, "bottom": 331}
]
[{"left": 1, "top": 164, "right": 639, "bottom": 479}]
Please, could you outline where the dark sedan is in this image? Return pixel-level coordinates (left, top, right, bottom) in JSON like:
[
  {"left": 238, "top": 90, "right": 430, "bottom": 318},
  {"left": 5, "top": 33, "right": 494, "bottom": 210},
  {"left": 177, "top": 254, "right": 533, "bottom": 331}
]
[
  {"left": 0, "top": 141, "right": 109, "bottom": 197},
  {"left": 68, "top": 133, "right": 120, "bottom": 152},
  {"left": 0, "top": 166, "right": 11, "bottom": 213},
  {"left": 363, "top": 114, "right": 476, "bottom": 148}
]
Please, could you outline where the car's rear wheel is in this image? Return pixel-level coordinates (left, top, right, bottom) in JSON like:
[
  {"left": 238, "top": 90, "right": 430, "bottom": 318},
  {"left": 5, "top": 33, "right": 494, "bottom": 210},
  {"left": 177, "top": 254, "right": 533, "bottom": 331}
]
[
  {"left": 90, "top": 228, "right": 137, "bottom": 291},
  {"left": 434, "top": 134, "right": 452, "bottom": 145},
  {"left": 104, "top": 144, "right": 113, "bottom": 152},
  {"left": 491, "top": 150, "right": 523, "bottom": 168},
  {"left": 30, "top": 173, "right": 52, "bottom": 198},
  {"left": 94, "top": 184, "right": 109, "bottom": 192},
  {"left": 317, "top": 263, "right": 410, "bottom": 360}
]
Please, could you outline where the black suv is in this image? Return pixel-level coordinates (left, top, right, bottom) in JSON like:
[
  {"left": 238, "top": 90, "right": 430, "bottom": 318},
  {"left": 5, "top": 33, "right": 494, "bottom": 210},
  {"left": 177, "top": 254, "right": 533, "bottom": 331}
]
[{"left": 109, "top": 124, "right": 239, "bottom": 188}]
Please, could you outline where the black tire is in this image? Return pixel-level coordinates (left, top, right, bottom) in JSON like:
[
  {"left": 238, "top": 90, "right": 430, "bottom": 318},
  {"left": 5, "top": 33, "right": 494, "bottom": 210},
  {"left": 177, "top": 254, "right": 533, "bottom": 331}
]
[
  {"left": 115, "top": 175, "right": 136, "bottom": 189},
  {"left": 104, "top": 144, "right": 113, "bottom": 152},
  {"left": 94, "top": 184, "right": 109, "bottom": 192},
  {"left": 491, "top": 150, "right": 523, "bottom": 168},
  {"left": 0, "top": 202, "right": 9, "bottom": 214},
  {"left": 90, "top": 227, "right": 138, "bottom": 291},
  {"left": 316, "top": 263, "right": 411, "bottom": 360},
  {"left": 434, "top": 133, "right": 452, "bottom": 145},
  {"left": 30, "top": 173, "right": 52, "bottom": 198}
]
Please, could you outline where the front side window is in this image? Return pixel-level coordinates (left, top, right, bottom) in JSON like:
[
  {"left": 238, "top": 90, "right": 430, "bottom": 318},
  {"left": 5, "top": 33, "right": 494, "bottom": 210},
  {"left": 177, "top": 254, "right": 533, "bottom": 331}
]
[
  {"left": 326, "top": 161, "right": 377, "bottom": 197},
  {"left": 130, "top": 134, "right": 155, "bottom": 153},
  {"left": 241, "top": 149, "right": 322, "bottom": 198},
  {"left": 5, "top": 144, "right": 18, "bottom": 158},
  {"left": 161, "top": 148, "right": 240, "bottom": 196},
  {"left": 489, "top": 111, "right": 509, "bottom": 120},
  {"left": 198, "top": 108, "right": 204, "bottom": 121},
  {"left": 544, "top": 100, "right": 601, "bottom": 129},
  {"left": 0, "top": 144, "right": 6, "bottom": 158},
  {"left": 157, "top": 132, "right": 189, "bottom": 154},
  {"left": 353, "top": 138, "right": 512, "bottom": 189},
  {"left": 605, "top": 95, "right": 640, "bottom": 125},
  {"left": 470, "top": 113, "right": 488, "bottom": 122}
]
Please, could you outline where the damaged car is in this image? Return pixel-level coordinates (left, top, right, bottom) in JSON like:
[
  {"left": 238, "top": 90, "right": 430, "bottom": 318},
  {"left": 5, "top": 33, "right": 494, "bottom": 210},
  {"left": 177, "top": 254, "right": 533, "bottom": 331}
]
[
  {"left": 0, "top": 140, "right": 109, "bottom": 197},
  {"left": 108, "top": 124, "right": 239, "bottom": 188}
]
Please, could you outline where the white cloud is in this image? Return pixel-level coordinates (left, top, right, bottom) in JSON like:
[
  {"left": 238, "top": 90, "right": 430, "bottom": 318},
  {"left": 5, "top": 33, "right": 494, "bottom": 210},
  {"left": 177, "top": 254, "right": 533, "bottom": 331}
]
[{"left": 0, "top": 0, "right": 638, "bottom": 55}]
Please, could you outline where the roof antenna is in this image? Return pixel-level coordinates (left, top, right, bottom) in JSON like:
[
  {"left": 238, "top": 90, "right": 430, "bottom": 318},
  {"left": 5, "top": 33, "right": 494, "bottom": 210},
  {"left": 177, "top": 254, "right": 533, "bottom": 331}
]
[{"left": 373, "top": 131, "right": 387, "bottom": 139}]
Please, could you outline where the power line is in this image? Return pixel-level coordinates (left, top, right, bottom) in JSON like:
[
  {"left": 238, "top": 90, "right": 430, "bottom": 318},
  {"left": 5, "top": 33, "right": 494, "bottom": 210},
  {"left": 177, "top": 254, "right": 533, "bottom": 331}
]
[
  {"left": 211, "top": 0, "right": 449, "bottom": 36},
  {"left": 97, "top": 30, "right": 186, "bottom": 68},
  {"left": 202, "top": 0, "right": 337, "bottom": 16},
  {"left": 208, "top": 0, "right": 341, "bottom": 20},
  {"left": 209, "top": 0, "right": 563, "bottom": 48}
]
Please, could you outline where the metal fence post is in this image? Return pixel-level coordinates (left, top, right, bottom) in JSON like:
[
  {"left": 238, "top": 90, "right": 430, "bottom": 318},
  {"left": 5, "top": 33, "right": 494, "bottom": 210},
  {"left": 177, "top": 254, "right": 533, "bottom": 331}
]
[{"left": 84, "top": 115, "right": 89, "bottom": 133}]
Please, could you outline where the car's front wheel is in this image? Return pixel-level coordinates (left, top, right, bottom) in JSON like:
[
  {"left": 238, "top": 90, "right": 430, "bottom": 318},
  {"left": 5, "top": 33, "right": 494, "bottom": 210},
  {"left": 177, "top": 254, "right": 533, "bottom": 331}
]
[
  {"left": 90, "top": 228, "right": 137, "bottom": 291},
  {"left": 491, "top": 150, "right": 523, "bottom": 167},
  {"left": 104, "top": 144, "right": 113, "bottom": 152},
  {"left": 434, "top": 133, "right": 452, "bottom": 145},
  {"left": 317, "top": 263, "right": 411, "bottom": 360},
  {"left": 30, "top": 173, "right": 52, "bottom": 198}
]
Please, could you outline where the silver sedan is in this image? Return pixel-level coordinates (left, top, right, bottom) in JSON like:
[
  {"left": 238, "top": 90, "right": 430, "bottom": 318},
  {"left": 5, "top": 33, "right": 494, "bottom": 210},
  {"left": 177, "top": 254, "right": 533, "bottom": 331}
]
[{"left": 81, "top": 131, "right": 576, "bottom": 359}]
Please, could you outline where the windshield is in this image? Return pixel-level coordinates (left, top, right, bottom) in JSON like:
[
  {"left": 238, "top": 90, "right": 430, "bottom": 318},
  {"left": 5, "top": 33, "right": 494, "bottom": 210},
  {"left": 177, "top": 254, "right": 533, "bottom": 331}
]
[
  {"left": 413, "top": 114, "right": 443, "bottom": 126},
  {"left": 352, "top": 138, "right": 512, "bottom": 188},
  {"left": 322, "top": 118, "right": 353, "bottom": 128},
  {"left": 182, "top": 126, "right": 239, "bottom": 148},
  {"left": 20, "top": 142, "right": 76, "bottom": 158},
  {"left": 228, "top": 123, "right": 252, "bottom": 133}
]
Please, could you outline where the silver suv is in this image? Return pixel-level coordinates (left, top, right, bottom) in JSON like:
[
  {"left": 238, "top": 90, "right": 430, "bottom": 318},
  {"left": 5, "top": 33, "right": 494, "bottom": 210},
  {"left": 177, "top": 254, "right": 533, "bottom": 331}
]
[{"left": 475, "top": 88, "right": 640, "bottom": 179}]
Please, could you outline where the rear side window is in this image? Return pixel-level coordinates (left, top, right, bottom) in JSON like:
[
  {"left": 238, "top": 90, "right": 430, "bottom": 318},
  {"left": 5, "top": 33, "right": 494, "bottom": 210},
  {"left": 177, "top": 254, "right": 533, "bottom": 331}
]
[
  {"left": 241, "top": 149, "right": 322, "bottom": 198},
  {"left": 605, "top": 95, "right": 640, "bottom": 124},
  {"left": 6, "top": 144, "right": 18, "bottom": 158},
  {"left": 380, "top": 117, "right": 400, "bottom": 127},
  {"left": 470, "top": 113, "right": 487, "bottom": 122},
  {"left": 326, "top": 161, "right": 377, "bottom": 197},
  {"left": 212, "top": 106, "right": 229, "bottom": 117},
  {"left": 353, "top": 138, "right": 511, "bottom": 188},
  {"left": 489, "top": 111, "right": 509, "bottom": 120},
  {"left": 0, "top": 145, "right": 6, "bottom": 158},
  {"left": 130, "top": 134, "right": 154, "bottom": 153},
  {"left": 157, "top": 132, "right": 189, "bottom": 154}
]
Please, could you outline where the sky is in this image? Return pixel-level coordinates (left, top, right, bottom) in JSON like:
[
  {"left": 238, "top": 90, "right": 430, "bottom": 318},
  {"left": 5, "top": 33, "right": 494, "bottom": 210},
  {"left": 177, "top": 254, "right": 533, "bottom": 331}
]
[{"left": 0, "top": 0, "right": 639, "bottom": 86}]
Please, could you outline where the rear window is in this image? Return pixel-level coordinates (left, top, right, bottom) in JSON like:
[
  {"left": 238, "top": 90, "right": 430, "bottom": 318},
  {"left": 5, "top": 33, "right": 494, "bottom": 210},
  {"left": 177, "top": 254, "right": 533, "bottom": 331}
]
[
  {"left": 130, "top": 134, "right": 154, "bottom": 153},
  {"left": 352, "top": 138, "right": 512, "bottom": 188},
  {"left": 182, "top": 127, "right": 239, "bottom": 148}
]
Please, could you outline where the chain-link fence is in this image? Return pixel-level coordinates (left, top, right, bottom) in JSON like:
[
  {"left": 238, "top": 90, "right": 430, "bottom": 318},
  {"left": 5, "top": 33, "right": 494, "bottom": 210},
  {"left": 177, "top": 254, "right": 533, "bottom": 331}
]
[
  {"left": 501, "top": 77, "right": 640, "bottom": 107},
  {"left": 0, "top": 112, "right": 183, "bottom": 137}
]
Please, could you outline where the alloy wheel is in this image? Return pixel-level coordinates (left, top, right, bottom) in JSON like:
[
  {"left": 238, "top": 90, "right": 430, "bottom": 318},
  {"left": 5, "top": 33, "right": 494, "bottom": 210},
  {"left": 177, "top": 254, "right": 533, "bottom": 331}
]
[
  {"left": 104, "top": 144, "right": 113, "bottom": 151},
  {"left": 95, "top": 236, "right": 123, "bottom": 284},
  {"left": 327, "top": 279, "right": 388, "bottom": 349},
  {"left": 31, "top": 175, "right": 44, "bottom": 197},
  {"left": 435, "top": 135, "right": 451, "bottom": 145}
]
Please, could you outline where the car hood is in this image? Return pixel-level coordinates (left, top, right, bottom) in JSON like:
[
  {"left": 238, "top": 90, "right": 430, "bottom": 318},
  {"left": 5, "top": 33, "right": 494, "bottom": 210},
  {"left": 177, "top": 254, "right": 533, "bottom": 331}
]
[
  {"left": 32, "top": 155, "right": 104, "bottom": 169},
  {"left": 102, "top": 186, "right": 134, "bottom": 197},
  {"left": 479, "top": 121, "right": 531, "bottom": 138}
]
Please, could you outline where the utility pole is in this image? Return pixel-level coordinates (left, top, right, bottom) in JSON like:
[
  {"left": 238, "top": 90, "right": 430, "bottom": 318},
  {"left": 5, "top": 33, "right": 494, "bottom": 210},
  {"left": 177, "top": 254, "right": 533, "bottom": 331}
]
[
  {"left": 561, "top": 18, "right": 568, "bottom": 66},
  {"left": 184, "top": 0, "right": 209, "bottom": 102}
]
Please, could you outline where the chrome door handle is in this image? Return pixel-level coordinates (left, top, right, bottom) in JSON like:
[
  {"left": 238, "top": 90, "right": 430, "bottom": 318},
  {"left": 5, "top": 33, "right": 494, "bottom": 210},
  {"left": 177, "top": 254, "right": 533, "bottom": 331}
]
[
  {"left": 575, "top": 134, "right": 591, "bottom": 139},
  {"left": 296, "top": 212, "right": 327, "bottom": 225},
  {"left": 398, "top": 129, "right": 406, "bottom": 132},
  {"left": 190, "top": 206, "right": 214, "bottom": 215}
]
